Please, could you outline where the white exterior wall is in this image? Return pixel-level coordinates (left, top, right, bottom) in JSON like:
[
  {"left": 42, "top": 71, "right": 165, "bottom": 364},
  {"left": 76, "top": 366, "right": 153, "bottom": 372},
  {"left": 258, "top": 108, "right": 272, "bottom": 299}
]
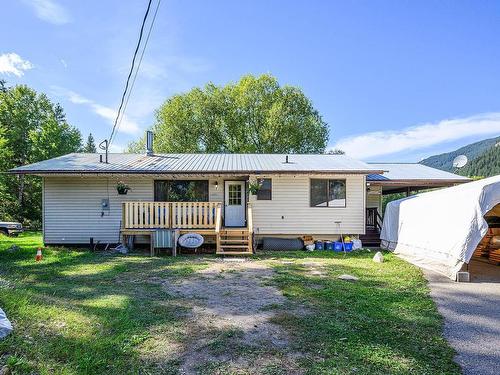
[
  {"left": 43, "top": 176, "right": 225, "bottom": 244},
  {"left": 43, "top": 174, "right": 368, "bottom": 244},
  {"left": 43, "top": 177, "right": 153, "bottom": 244},
  {"left": 366, "top": 185, "right": 382, "bottom": 212},
  {"left": 249, "top": 174, "right": 366, "bottom": 236}
]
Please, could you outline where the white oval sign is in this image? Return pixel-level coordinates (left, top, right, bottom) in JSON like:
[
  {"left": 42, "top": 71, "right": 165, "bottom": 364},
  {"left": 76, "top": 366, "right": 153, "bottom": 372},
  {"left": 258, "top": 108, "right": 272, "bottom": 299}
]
[{"left": 178, "top": 233, "right": 204, "bottom": 248}]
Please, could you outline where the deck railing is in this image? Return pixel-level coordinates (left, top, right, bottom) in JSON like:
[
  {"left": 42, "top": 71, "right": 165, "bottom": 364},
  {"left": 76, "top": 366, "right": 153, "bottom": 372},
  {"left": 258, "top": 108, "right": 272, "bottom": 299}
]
[
  {"left": 366, "top": 207, "right": 383, "bottom": 231},
  {"left": 122, "top": 201, "right": 221, "bottom": 229}
]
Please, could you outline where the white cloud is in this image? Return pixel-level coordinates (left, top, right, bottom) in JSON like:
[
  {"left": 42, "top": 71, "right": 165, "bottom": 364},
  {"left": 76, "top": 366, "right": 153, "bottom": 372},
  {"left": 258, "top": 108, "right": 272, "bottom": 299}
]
[
  {"left": 0, "top": 53, "right": 33, "bottom": 77},
  {"left": 22, "top": 0, "right": 71, "bottom": 25},
  {"left": 60, "top": 59, "right": 67, "bottom": 68},
  {"left": 139, "top": 56, "right": 211, "bottom": 80},
  {"left": 51, "top": 86, "right": 141, "bottom": 135},
  {"left": 331, "top": 113, "right": 500, "bottom": 160},
  {"left": 109, "top": 143, "right": 126, "bottom": 153}
]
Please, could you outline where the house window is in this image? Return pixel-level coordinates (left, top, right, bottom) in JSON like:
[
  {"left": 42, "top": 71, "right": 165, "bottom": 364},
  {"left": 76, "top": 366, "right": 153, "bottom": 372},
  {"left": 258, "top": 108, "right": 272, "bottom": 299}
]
[
  {"left": 228, "top": 184, "right": 242, "bottom": 205},
  {"left": 154, "top": 180, "right": 209, "bottom": 202},
  {"left": 310, "top": 179, "right": 346, "bottom": 207},
  {"left": 257, "top": 178, "right": 272, "bottom": 200}
]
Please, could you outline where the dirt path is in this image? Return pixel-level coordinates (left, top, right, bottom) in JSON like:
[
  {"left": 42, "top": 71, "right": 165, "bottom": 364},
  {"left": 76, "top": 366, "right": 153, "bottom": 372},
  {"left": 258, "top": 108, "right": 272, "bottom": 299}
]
[{"left": 162, "top": 258, "right": 305, "bottom": 375}]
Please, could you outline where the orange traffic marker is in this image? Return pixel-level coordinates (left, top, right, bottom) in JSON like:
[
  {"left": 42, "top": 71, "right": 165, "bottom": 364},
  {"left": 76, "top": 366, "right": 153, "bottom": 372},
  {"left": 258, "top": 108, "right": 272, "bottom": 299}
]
[{"left": 35, "top": 247, "right": 43, "bottom": 261}]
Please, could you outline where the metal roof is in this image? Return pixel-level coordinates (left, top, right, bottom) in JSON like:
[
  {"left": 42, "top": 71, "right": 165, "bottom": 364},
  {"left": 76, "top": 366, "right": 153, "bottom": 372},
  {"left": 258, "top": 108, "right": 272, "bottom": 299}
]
[
  {"left": 366, "top": 163, "right": 470, "bottom": 182},
  {"left": 10, "top": 153, "right": 385, "bottom": 175}
]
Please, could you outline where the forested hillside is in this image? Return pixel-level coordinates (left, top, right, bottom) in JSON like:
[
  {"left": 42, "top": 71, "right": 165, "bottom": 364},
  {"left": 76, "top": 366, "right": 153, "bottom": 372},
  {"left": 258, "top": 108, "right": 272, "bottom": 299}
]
[
  {"left": 459, "top": 143, "right": 500, "bottom": 177},
  {"left": 420, "top": 136, "right": 500, "bottom": 172}
]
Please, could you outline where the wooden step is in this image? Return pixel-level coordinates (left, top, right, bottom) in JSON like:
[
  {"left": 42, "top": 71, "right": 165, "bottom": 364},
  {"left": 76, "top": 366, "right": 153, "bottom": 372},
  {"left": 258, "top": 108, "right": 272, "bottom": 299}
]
[
  {"left": 216, "top": 251, "right": 253, "bottom": 255},
  {"left": 220, "top": 239, "right": 249, "bottom": 243},
  {"left": 220, "top": 245, "right": 249, "bottom": 249}
]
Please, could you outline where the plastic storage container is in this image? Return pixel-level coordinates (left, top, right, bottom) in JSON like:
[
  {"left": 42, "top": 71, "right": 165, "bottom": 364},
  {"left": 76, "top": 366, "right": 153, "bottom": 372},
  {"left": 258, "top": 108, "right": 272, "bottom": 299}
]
[
  {"left": 324, "top": 241, "right": 334, "bottom": 251},
  {"left": 333, "top": 242, "right": 343, "bottom": 252},
  {"left": 343, "top": 242, "right": 353, "bottom": 252},
  {"left": 315, "top": 241, "right": 324, "bottom": 250}
]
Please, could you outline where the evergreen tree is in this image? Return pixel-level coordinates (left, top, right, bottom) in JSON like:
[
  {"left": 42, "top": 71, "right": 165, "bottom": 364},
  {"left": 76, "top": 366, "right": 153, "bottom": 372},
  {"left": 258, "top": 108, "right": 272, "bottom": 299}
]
[
  {"left": 84, "top": 133, "right": 97, "bottom": 153},
  {"left": 460, "top": 144, "right": 500, "bottom": 178}
]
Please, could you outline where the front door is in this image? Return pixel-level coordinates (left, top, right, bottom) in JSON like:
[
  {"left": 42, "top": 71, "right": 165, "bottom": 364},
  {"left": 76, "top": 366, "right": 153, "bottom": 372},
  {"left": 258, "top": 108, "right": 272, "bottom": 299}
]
[{"left": 224, "top": 181, "right": 246, "bottom": 227}]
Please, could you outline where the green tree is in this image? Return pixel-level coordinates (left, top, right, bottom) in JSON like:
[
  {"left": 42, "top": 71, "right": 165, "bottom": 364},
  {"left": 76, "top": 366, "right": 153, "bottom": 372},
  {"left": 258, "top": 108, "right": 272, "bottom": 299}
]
[
  {"left": 0, "top": 83, "right": 82, "bottom": 225},
  {"left": 83, "top": 133, "right": 97, "bottom": 153},
  {"left": 129, "top": 74, "right": 329, "bottom": 153}
]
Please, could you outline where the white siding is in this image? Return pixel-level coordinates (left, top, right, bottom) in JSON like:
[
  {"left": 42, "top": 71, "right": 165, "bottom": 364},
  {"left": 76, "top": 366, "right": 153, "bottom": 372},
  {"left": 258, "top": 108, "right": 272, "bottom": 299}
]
[
  {"left": 250, "top": 174, "right": 366, "bottom": 236},
  {"left": 44, "top": 177, "right": 153, "bottom": 244},
  {"left": 43, "top": 176, "right": 225, "bottom": 244},
  {"left": 366, "top": 185, "right": 382, "bottom": 212},
  {"left": 43, "top": 174, "right": 368, "bottom": 244}
]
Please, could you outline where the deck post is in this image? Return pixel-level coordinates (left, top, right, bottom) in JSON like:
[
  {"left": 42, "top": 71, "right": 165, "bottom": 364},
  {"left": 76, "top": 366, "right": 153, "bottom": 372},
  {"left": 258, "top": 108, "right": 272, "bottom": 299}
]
[
  {"left": 247, "top": 202, "right": 253, "bottom": 253},
  {"left": 215, "top": 203, "right": 222, "bottom": 253}
]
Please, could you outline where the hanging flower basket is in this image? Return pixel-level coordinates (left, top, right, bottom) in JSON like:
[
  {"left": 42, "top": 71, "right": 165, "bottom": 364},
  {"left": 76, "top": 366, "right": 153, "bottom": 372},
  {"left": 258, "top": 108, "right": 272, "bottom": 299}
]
[
  {"left": 248, "top": 181, "right": 261, "bottom": 195},
  {"left": 116, "top": 181, "right": 130, "bottom": 195}
]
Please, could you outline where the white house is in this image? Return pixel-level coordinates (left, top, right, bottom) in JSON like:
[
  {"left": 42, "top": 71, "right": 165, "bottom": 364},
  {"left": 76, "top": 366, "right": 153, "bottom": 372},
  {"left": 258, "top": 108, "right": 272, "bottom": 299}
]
[{"left": 10, "top": 147, "right": 468, "bottom": 255}]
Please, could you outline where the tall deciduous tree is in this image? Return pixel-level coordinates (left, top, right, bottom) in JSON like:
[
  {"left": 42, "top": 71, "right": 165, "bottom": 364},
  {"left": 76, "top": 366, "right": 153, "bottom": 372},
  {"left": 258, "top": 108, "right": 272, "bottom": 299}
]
[
  {"left": 129, "top": 74, "right": 329, "bottom": 153},
  {"left": 84, "top": 133, "right": 97, "bottom": 153},
  {"left": 0, "top": 82, "right": 82, "bottom": 225}
]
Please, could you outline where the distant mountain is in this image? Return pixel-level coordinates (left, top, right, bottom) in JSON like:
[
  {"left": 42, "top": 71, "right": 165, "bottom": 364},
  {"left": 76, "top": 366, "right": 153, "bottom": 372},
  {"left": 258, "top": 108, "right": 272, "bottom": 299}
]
[
  {"left": 420, "top": 136, "right": 500, "bottom": 175},
  {"left": 459, "top": 143, "right": 500, "bottom": 177}
]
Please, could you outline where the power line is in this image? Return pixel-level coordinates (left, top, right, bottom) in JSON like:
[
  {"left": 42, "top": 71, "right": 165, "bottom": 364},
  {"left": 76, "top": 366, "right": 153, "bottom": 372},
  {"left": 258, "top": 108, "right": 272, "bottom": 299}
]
[
  {"left": 108, "top": 0, "right": 154, "bottom": 147},
  {"left": 112, "top": 0, "right": 162, "bottom": 144}
]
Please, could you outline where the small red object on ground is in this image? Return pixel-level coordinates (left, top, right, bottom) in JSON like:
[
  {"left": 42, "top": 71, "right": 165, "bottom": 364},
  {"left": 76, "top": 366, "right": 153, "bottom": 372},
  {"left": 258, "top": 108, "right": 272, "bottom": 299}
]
[{"left": 35, "top": 247, "right": 43, "bottom": 261}]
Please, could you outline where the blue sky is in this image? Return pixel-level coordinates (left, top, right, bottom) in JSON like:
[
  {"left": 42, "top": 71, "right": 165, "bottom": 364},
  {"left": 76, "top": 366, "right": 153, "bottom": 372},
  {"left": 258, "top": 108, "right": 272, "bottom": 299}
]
[{"left": 1, "top": 0, "right": 499, "bottom": 161}]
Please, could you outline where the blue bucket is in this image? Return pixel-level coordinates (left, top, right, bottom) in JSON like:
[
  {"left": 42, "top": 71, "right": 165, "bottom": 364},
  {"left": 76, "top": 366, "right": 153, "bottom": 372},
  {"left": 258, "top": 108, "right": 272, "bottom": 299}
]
[
  {"left": 343, "top": 242, "right": 353, "bottom": 252},
  {"left": 333, "top": 242, "right": 343, "bottom": 252},
  {"left": 324, "top": 241, "right": 334, "bottom": 251},
  {"left": 315, "top": 241, "right": 324, "bottom": 250}
]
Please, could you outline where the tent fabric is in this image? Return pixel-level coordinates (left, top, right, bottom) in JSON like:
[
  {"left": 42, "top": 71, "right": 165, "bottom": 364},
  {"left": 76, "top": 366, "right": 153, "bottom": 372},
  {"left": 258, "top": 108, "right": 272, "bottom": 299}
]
[{"left": 380, "top": 175, "right": 500, "bottom": 280}]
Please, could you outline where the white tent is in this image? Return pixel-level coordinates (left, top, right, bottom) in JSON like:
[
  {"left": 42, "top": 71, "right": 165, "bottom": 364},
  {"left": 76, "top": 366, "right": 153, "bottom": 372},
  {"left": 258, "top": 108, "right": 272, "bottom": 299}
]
[{"left": 381, "top": 175, "right": 500, "bottom": 280}]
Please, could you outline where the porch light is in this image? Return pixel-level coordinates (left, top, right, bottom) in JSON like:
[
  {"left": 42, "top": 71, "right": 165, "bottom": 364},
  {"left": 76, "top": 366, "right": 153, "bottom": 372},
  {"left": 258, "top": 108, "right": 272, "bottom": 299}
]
[{"left": 214, "top": 181, "right": 219, "bottom": 190}]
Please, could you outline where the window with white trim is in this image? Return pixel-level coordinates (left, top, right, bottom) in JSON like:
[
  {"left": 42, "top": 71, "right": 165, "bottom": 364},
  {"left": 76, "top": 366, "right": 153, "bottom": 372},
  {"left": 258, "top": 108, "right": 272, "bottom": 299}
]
[{"left": 310, "top": 179, "right": 346, "bottom": 207}]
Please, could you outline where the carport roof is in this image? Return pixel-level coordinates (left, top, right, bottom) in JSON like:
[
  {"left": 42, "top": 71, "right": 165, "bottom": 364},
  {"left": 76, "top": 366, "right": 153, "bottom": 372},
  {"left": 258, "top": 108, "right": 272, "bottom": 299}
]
[
  {"left": 367, "top": 163, "right": 470, "bottom": 193},
  {"left": 367, "top": 163, "right": 470, "bottom": 182}
]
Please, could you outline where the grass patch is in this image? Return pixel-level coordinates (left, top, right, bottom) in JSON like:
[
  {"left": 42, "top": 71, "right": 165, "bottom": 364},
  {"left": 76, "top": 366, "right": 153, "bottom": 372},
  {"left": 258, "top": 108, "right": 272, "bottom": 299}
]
[
  {"left": 259, "top": 250, "right": 460, "bottom": 375},
  {"left": 0, "top": 234, "right": 459, "bottom": 374},
  {"left": 0, "top": 232, "right": 210, "bottom": 374}
]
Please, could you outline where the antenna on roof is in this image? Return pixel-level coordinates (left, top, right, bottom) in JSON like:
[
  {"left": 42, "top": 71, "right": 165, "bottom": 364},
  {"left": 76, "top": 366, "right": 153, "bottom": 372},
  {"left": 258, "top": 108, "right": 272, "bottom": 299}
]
[
  {"left": 98, "top": 140, "right": 109, "bottom": 164},
  {"left": 452, "top": 154, "right": 467, "bottom": 173}
]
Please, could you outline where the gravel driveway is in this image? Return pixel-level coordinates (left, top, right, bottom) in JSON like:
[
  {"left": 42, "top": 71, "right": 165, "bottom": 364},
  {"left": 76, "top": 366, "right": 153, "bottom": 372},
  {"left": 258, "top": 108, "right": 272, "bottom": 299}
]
[{"left": 424, "top": 261, "right": 500, "bottom": 375}]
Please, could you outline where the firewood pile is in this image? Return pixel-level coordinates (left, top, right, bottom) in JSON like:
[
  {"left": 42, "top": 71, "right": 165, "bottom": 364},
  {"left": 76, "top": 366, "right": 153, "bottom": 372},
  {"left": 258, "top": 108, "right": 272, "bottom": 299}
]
[{"left": 473, "top": 228, "right": 500, "bottom": 265}]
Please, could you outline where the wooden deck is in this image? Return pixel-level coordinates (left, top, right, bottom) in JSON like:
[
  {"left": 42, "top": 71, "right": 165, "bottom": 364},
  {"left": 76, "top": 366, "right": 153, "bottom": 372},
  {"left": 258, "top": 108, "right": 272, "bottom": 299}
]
[{"left": 121, "top": 201, "right": 253, "bottom": 255}]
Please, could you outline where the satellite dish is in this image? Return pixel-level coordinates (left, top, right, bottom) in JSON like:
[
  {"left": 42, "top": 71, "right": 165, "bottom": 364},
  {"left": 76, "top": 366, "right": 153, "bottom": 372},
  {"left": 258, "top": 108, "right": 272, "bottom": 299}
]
[{"left": 452, "top": 155, "right": 468, "bottom": 169}]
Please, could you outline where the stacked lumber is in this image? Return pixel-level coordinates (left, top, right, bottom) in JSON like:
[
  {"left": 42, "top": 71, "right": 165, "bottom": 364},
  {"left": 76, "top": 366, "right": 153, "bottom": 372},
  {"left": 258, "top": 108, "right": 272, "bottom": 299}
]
[
  {"left": 488, "top": 232, "right": 500, "bottom": 265},
  {"left": 472, "top": 229, "right": 493, "bottom": 259},
  {"left": 472, "top": 228, "right": 500, "bottom": 265},
  {"left": 489, "top": 249, "right": 500, "bottom": 265}
]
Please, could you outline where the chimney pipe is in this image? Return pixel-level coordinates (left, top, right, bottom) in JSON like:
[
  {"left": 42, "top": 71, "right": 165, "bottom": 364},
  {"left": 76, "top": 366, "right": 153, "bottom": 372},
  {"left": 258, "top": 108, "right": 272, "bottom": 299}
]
[{"left": 146, "top": 131, "right": 154, "bottom": 156}]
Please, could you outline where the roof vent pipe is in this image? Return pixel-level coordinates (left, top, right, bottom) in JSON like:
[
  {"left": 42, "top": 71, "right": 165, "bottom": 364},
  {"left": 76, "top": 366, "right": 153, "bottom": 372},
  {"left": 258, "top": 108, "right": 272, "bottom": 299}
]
[
  {"left": 146, "top": 131, "right": 154, "bottom": 156},
  {"left": 285, "top": 155, "right": 289, "bottom": 163}
]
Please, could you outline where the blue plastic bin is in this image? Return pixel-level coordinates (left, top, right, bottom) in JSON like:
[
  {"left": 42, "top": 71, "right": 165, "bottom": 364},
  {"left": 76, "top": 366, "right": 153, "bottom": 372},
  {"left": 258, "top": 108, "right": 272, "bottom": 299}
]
[
  {"left": 315, "top": 241, "right": 324, "bottom": 250},
  {"left": 324, "top": 241, "right": 334, "bottom": 251},
  {"left": 343, "top": 242, "right": 353, "bottom": 252},
  {"left": 333, "top": 242, "right": 343, "bottom": 252}
]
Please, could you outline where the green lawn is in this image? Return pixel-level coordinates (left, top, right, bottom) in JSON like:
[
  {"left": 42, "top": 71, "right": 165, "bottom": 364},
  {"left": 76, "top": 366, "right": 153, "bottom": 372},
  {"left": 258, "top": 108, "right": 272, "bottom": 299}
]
[{"left": 0, "top": 232, "right": 459, "bottom": 375}]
